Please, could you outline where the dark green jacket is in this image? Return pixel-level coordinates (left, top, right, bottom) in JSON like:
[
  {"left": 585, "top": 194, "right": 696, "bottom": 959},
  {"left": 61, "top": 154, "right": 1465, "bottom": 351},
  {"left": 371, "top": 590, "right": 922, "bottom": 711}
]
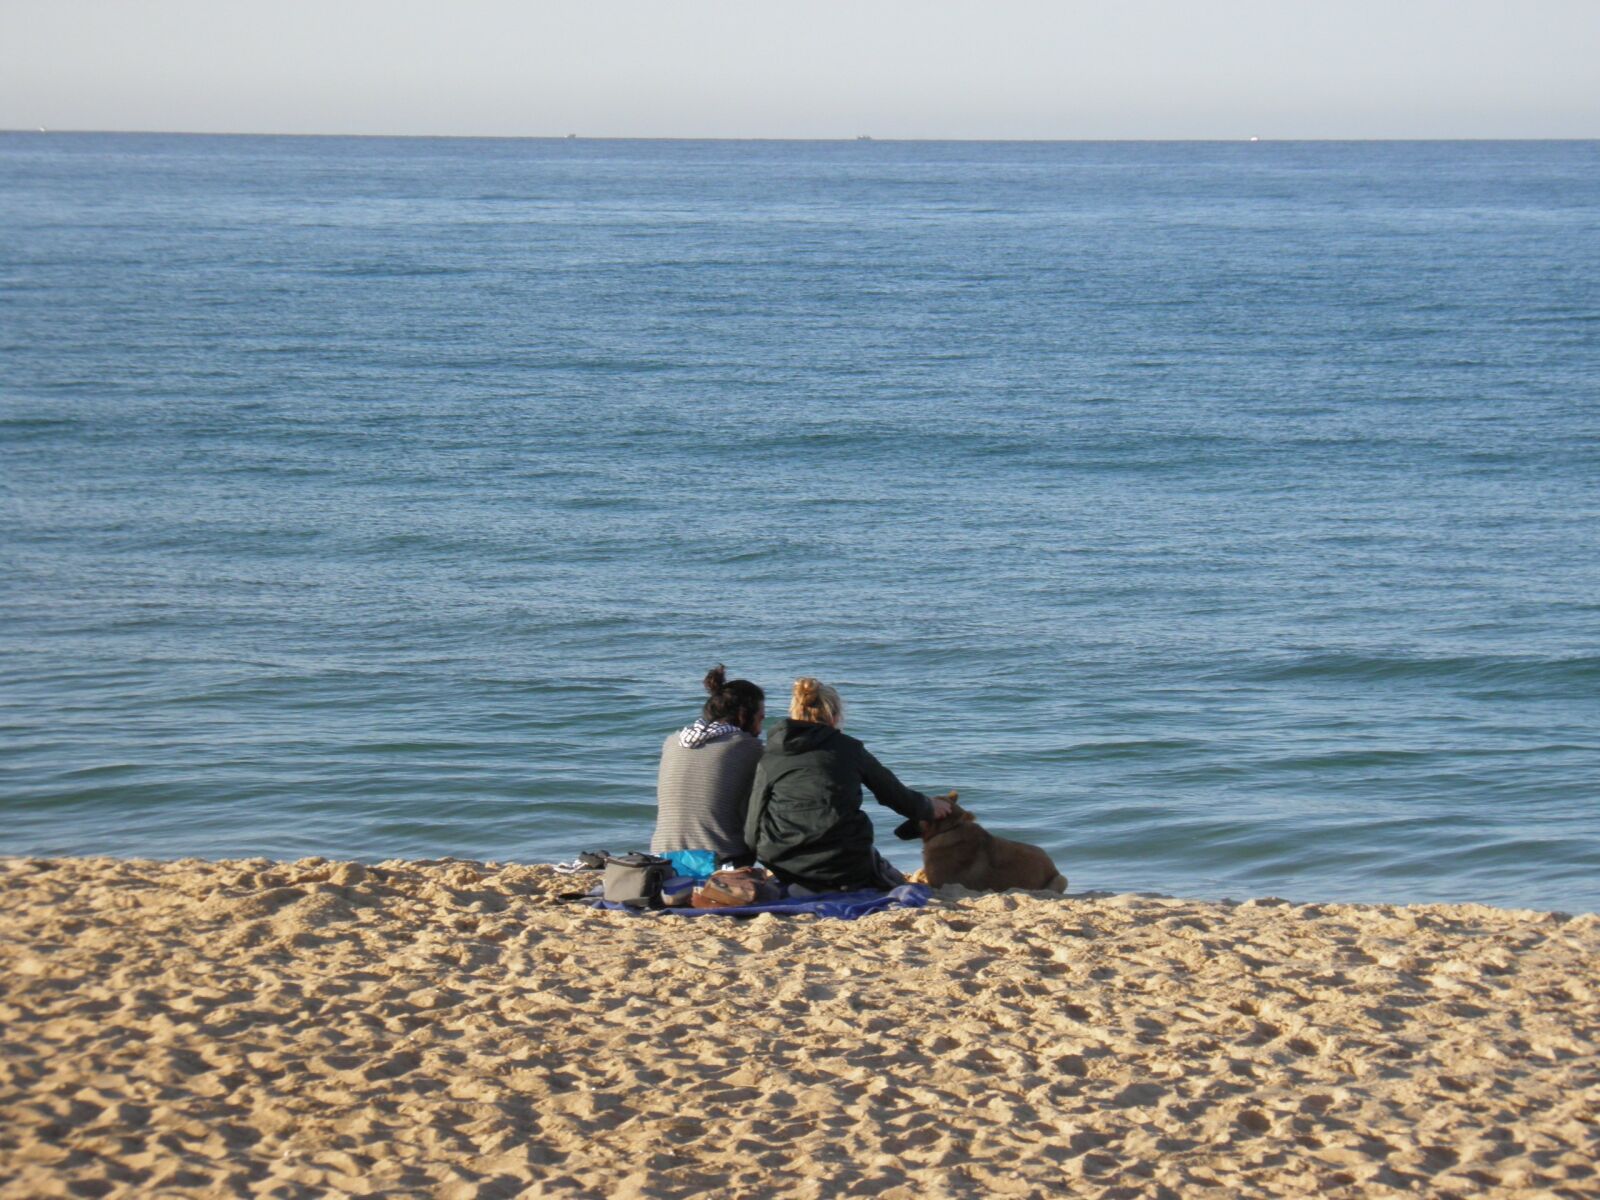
[{"left": 744, "top": 719, "right": 933, "bottom": 891}]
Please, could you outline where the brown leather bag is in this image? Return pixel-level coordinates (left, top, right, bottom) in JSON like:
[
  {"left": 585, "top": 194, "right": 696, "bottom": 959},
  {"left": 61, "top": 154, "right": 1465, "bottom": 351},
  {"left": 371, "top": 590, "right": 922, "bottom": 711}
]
[{"left": 691, "top": 867, "right": 783, "bottom": 909}]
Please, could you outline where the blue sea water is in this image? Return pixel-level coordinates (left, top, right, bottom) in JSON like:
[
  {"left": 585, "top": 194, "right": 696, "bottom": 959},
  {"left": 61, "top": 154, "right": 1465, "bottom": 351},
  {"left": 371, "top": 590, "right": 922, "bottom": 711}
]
[{"left": 3, "top": 134, "right": 1598, "bottom": 910}]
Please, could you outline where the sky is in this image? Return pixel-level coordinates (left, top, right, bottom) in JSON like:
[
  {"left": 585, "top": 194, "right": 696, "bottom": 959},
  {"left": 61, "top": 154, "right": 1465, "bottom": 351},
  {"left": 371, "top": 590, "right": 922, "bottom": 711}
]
[{"left": 2, "top": 0, "right": 1598, "bottom": 139}]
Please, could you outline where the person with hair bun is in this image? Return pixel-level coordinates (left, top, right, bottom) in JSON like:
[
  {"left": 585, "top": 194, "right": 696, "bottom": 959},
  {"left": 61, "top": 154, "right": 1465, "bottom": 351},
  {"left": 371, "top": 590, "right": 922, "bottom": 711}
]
[
  {"left": 651, "top": 666, "right": 766, "bottom": 866},
  {"left": 744, "top": 677, "right": 953, "bottom": 892}
]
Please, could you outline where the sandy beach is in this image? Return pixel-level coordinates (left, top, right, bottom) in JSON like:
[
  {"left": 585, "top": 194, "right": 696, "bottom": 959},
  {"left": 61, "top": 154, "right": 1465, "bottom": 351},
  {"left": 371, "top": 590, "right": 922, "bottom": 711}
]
[{"left": 1, "top": 857, "right": 1596, "bottom": 1198}]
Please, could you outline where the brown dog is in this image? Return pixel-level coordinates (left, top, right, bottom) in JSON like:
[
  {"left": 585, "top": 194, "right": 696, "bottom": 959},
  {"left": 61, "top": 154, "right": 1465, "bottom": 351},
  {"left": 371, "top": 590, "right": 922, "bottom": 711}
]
[{"left": 897, "top": 792, "right": 1067, "bottom": 893}]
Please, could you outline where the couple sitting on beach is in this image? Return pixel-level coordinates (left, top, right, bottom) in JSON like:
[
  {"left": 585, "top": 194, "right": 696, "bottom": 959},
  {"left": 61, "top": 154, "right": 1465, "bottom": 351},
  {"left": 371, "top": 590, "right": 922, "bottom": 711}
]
[{"left": 652, "top": 666, "right": 953, "bottom": 893}]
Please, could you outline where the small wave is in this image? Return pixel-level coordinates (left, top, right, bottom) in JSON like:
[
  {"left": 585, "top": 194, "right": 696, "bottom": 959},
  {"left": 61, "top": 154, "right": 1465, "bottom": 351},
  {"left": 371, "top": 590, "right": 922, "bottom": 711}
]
[
  {"left": 342, "top": 739, "right": 496, "bottom": 756},
  {"left": 1261, "top": 744, "right": 1596, "bottom": 772},
  {"left": 1503, "top": 312, "right": 1600, "bottom": 326},
  {"left": 314, "top": 264, "right": 481, "bottom": 278},
  {"left": 0, "top": 415, "right": 83, "bottom": 431},
  {"left": 744, "top": 429, "right": 902, "bottom": 452},
  {"left": 502, "top": 356, "right": 678, "bottom": 373},
  {"left": 1233, "top": 652, "right": 1600, "bottom": 688},
  {"left": 553, "top": 494, "right": 648, "bottom": 511},
  {"left": 1034, "top": 739, "right": 1206, "bottom": 763},
  {"left": 58, "top": 762, "right": 148, "bottom": 781}
]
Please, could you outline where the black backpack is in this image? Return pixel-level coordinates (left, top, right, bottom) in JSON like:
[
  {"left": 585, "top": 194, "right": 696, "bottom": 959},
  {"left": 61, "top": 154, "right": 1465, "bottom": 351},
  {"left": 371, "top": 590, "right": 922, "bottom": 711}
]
[{"left": 601, "top": 853, "right": 672, "bottom": 908}]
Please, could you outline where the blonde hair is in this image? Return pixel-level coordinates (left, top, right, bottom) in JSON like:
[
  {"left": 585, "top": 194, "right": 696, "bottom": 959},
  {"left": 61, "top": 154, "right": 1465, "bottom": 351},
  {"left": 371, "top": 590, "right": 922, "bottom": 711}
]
[{"left": 790, "top": 676, "right": 844, "bottom": 726}]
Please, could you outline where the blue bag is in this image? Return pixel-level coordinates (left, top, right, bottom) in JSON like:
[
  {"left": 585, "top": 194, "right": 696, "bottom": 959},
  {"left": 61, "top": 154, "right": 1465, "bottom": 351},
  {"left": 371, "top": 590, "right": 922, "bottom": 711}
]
[{"left": 664, "top": 849, "right": 719, "bottom": 880}]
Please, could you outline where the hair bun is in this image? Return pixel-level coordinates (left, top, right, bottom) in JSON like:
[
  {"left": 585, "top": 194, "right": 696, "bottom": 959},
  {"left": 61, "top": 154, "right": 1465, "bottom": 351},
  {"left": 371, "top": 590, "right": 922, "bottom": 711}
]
[
  {"left": 703, "top": 664, "right": 728, "bottom": 695},
  {"left": 788, "top": 676, "right": 842, "bottom": 726}
]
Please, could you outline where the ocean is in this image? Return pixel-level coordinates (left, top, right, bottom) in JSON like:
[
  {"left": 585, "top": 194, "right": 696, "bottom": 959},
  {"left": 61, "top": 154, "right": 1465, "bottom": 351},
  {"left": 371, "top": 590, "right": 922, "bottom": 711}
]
[{"left": 3, "top": 134, "right": 1597, "bottom": 910}]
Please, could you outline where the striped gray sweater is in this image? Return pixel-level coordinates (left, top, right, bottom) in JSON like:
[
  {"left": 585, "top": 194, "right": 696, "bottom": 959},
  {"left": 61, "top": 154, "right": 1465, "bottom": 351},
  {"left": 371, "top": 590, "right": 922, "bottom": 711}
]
[{"left": 650, "top": 729, "right": 762, "bottom": 860}]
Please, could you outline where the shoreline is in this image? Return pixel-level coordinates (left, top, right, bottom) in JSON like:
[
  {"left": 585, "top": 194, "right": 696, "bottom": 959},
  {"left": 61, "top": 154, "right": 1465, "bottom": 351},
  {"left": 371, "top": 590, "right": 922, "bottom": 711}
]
[{"left": 2, "top": 856, "right": 1596, "bottom": 1198}]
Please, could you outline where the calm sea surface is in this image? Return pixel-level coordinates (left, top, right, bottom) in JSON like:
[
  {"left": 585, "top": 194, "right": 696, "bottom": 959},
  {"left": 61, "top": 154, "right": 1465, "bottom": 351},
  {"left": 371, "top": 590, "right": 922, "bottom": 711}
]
[{"left": 3, "top": 134, "right": 1598, "bottom": 909}]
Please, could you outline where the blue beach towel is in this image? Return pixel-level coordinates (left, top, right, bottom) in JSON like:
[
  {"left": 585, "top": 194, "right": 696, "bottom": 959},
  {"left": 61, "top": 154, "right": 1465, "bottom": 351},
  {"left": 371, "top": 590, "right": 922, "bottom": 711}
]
[{"left": 586, "top": 881, "right": 932, "bottom": 920}]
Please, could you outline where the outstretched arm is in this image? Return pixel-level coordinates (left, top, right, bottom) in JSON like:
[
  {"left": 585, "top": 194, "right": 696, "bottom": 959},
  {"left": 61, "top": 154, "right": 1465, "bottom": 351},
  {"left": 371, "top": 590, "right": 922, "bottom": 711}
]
[{"left": 858, "top": 747, "right": 939, "bottom": 822}]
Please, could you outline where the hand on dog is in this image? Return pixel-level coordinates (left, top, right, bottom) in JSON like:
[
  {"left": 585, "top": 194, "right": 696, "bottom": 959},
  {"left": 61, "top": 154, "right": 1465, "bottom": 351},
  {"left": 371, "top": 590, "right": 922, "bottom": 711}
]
[{"left": 926, "top": 790, "right": 958, "bottom": 820}]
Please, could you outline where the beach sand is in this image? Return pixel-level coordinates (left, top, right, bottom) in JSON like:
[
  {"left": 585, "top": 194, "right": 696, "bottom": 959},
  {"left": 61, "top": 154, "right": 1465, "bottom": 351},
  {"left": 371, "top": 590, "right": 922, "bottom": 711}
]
[{"left": 1, "top": 857, "right": 1596, "bottom": 1198}]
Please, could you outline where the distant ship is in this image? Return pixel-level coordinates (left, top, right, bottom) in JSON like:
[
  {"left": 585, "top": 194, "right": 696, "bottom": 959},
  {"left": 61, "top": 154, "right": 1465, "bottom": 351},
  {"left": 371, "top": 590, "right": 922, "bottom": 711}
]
[
  {"left": 565, "top": 133, "right": 577, "bottom": 140},
  {"left": 1249, "top": 136, "right": 1260, "bottom": 142},
  {"left": 856, "top": 135, "right": 872, "bottom": 141}
]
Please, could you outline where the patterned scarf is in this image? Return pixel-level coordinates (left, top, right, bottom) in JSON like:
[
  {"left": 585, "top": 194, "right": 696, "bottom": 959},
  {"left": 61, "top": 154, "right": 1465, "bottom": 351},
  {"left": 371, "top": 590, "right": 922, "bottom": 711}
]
[{"left": 679, "top": 719, "right": 742, "bottom": 749}]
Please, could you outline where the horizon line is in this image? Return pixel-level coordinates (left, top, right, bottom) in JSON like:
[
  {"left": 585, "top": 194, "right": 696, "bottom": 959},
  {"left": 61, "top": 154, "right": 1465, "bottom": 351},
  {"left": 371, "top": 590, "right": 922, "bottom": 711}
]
[{"left": 5, "top": 128, "right": 1599, "bottom": 144}]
